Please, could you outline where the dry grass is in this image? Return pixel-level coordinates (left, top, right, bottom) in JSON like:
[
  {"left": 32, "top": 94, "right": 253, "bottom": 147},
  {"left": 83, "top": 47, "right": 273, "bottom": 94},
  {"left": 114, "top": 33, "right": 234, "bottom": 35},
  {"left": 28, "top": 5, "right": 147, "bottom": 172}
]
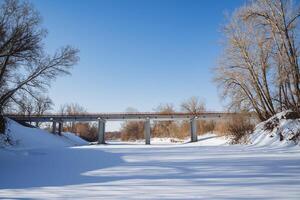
[
  {"left": 198, "top": 120, "right": 216, "bottom": 135},
  {"left": 119, "top": 115, "right": 255, "bottom": 143},
  {"left": 225, "top": 115, "right": 255, "bottom": 144},
  {"left": 121, "top": 121, "right": 144, "bottom": 141},
  {"left": 214, "top": 120, "right": 230, "bottom": 136},
  {"left": 63, "top": 122, "right": 98, "bottom": 142}
]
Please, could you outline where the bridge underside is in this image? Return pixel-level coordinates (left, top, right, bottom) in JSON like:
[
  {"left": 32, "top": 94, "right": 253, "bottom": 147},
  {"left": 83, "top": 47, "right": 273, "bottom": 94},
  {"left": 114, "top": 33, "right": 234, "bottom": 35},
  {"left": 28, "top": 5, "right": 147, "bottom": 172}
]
[{"left": 5, "top": 112, "right": 243, "bottom": 145}]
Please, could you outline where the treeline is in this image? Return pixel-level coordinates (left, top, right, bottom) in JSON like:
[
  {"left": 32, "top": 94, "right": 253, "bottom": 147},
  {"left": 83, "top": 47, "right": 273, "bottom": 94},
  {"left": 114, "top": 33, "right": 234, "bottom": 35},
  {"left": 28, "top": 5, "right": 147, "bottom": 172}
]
[
  {"left": 215, "top": 0, "right": 300, "bottom": 121},
  {"left": 120, "top": 98, "right": 254, "bottom": 144},
  {"left": 57, "top": 103, "right": 98, "bottom": 142},
  {"left": 55, "top": 97, "right": 207, "bottom": 142},
  {"left": 121, "top": 98, "right": 207, "bottom": 141}
]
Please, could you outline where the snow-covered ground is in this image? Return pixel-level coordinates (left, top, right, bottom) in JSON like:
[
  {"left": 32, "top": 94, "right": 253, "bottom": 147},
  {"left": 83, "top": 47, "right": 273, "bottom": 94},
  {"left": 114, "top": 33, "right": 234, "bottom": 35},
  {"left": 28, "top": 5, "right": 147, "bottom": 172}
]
[{"left": 1, "top": 118, "right": 300, "bottom": 199}]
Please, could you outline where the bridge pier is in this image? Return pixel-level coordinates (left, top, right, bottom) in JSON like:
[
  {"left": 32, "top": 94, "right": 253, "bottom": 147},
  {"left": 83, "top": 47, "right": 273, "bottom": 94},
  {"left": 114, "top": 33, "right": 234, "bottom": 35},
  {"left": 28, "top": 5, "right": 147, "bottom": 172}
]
[
  {"left": 58, "top": 122, "right": 63, "bottom": 135},
  {"left": 98, "top": 119, "right": 106, "bottom": 144},
  {"left": 52, "top": 121, "right": 57, "bottom": 134},
  {"left": 144, "top": 118, "right": 151, "bottom": 145},
  {"left": 190, "top": 117, "right": 198, "bottom": 142}
]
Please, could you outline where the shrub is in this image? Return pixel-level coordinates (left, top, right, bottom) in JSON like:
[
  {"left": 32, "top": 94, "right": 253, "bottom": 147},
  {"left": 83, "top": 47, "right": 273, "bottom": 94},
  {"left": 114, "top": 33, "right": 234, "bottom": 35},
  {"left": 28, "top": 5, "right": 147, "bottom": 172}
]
[
  {"left": 152, "top": 121, "right": 182, "bottom": 138},
  {"left": 121, "top": 121, "right": 144, "bottom": 141},
  {"left": 264, "top": 117, "right": 279, "bottom": 131},
  {"left": 289, "top": 129, "right": 300, "bottom": 144},
  {"left": 213, "top": 120, "right": 229, "bottom": 136},
  {"left": 285, "top": 111, "right": 300, "bottom": 120},
  {"left": 226, "top": 115, "right": 254, "bottom": 144},
  {"left": 198, "top": 120, "right": 216, "bottom": 135}
]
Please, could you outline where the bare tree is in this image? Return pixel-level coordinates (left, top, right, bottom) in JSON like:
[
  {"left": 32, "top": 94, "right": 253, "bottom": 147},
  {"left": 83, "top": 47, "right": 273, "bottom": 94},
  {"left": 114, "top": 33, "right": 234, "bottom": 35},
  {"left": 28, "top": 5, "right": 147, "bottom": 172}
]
[
  {"left": 214, "top": 0, "right": 300, "bottom": 121},
  {"left": 242, "top": 0, "right": 300, "bottom": 111},
  {"left": 155, "top": 103, "right": 175, "bottom": 114},
  {"left": 0, "top": 0, "right": 79, "bottom": 114},
  {"left": 10, "top": 94, "right": 53, "bottom": 126},
  {"left": 34, "top": 96, "right": 53, "bottom": 116},
  {"left": 121, "top": 121, "right": 145, "bottom": 141},
  {"left": 152, "top": 104, "right": 179, "bottom": 138},
  {"left": 15, "top": 95, "right": 53, "bottom": 115},
  {"left": 59, "top": 103, "right": 87, "bottom": 133},
  {"left": 181, "top": 96, "right": 206, "bottom": 113},
  {"left": 121, "top": 107, "right": 145, "bottom": 141},
  {"left": 15, "top": 94, "right": 35, "bottom": 116}
]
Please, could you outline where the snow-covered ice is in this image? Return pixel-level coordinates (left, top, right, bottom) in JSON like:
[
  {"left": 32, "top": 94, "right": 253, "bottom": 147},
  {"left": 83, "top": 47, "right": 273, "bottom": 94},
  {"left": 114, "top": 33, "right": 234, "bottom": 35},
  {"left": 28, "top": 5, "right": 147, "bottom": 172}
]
[
  {"left": 0, "top": 119, "right": 300, "bottom": 199},
  {"left": 106, "top": 133, "right": 228, "bottom": 146},
  {"left": 1, "top": 139, "right": 300, "bottom": 199}
]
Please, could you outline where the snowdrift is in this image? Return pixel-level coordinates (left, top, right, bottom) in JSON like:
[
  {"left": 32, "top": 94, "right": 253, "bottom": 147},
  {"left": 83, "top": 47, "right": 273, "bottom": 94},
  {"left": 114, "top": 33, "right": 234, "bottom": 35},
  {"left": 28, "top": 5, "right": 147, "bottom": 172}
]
[
  {"left": 250, "top": 110, "right": 300, "bottom": 147},
  {"left": 0, "top": 118, "right": 88, "bottom": 148}
]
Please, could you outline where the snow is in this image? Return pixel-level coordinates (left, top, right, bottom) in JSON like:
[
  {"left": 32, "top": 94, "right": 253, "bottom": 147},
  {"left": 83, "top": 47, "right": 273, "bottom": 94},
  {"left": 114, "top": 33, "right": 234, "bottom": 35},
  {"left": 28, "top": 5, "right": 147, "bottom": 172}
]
[
  {"left": 0, "top": 118, "right": 300, "bottom": 199},
  {"left": 1, "top": 142, "right": 300, "bottom": 199},
  {"left": 106, "top": 133, "right": 228, "bottom": 146},
  {"left": 1, "top": 118, "right": 88, "bottom": 148},
  {"left": 62, "top": 132, "right": 89, "bottom": 146},
  {"left": 250, "top": 111, "right": 300, "bottom": 147}
]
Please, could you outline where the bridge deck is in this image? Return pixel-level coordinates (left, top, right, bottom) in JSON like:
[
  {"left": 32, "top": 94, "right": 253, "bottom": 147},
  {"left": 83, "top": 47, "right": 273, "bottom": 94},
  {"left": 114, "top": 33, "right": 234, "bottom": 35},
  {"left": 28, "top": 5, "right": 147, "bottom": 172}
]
[{"left": 5, "top": 112, "right": 243, "bottom": 122}]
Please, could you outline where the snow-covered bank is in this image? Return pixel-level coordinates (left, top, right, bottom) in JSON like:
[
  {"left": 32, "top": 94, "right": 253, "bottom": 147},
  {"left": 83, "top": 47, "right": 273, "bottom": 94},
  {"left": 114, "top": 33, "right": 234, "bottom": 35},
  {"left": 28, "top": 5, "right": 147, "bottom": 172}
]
[
  {"left": 250, "top": 111, "right": 300, "bottom": 147},
  {"left": 0, "top": 118, "right": 88, "bottom": 149}
]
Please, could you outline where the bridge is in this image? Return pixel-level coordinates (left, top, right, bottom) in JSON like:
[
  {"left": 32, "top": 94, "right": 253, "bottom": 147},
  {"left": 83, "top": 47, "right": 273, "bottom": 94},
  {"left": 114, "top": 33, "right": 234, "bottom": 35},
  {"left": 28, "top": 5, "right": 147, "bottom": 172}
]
[{"left": 5, "top": 112, "right": 247, "bottom": 145}]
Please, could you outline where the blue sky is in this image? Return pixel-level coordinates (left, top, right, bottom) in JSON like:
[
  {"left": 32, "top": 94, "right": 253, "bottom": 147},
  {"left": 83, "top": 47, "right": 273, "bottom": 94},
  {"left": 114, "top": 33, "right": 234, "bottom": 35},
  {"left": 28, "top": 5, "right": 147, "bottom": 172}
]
[{"left": 32, "top": 0, "right": 245, "bottom": 114}]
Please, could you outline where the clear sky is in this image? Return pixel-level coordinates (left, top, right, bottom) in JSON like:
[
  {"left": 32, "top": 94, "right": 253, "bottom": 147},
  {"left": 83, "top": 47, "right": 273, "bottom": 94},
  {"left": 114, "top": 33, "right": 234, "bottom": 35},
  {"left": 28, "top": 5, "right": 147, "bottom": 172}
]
[{"left": 31, "top": 0, "right": 245, "bottom": 115}]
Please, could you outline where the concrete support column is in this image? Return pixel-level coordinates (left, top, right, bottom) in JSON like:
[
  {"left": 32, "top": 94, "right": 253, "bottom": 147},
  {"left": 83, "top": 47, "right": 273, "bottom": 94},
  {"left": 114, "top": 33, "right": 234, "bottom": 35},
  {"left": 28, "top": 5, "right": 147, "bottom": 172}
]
[
  {"left": 58, "top": 122, "right": 63, "bottom": 135},
  {"left": 144, "top": 119, "right": 151, "bottom": 145},
  {"left": 190, "top": 117, "right": 198, "bottom": 142},
  {"left": 98, "top": 119, "right": 106, "bottom": 144},
  {"left": 52, "top": 121, "right": 57, "bottom": 134}
]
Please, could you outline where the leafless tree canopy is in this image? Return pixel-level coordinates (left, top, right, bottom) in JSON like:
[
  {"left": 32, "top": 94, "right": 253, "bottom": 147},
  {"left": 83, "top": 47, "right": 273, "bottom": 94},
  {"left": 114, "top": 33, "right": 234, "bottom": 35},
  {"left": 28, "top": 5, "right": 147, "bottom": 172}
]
[
  {"left": 58, "top": 103, "right": 97, "bottom": 141},
  {"left": 215, "top": 0, "right": 300, "bottom": 121},
  {"left": 16, "top": 95, "right": 53, "bottom": 116},
  {"left": 152, "top": 104, "right": 179, "bottom": 138},
  {"left": 0, "top": 0, "right": 79, "bottom": 114},
  {"left": 181, "top": 96, "right": 206, "bottom": 113},
  {"left": 59, "top": 103, "right": 87, "bottom": 133}
]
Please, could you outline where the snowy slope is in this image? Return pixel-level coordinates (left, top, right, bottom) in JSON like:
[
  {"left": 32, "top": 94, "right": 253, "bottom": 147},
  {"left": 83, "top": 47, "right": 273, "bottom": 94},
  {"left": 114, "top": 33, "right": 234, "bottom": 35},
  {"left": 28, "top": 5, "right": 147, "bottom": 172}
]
[
  {"left": 250, "top": 111, "right": 300, "bottom": 147},
  {"left": 1, "top": 118, "right": 88, "bottom": 149}
]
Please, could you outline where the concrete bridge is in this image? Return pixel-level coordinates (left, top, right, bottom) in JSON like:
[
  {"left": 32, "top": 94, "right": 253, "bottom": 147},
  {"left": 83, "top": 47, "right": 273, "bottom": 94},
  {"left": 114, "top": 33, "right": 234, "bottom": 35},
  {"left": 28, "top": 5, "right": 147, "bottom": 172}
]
[{"left": 5, "top": 112, "right": 246, "bottom": 145}]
